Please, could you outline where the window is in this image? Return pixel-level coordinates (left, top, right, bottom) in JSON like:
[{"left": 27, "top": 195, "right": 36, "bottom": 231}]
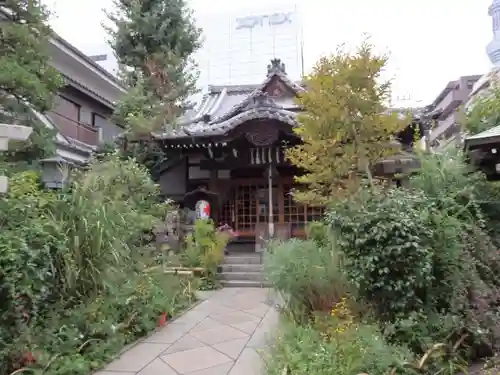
[
  {"left": 53, "top": 95, "right": 80, "bottom": 122},
  {"left": 49, "top": 95, "right": 98, "bottom": 145},
  {"left": 91, "top": 113, "right": 107, "bottom": 128}
]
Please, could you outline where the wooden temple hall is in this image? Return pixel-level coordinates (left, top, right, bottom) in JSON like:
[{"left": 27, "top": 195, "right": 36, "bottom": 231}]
[{"left": 151, "top": 59, "right": 421, "bottom": 248}]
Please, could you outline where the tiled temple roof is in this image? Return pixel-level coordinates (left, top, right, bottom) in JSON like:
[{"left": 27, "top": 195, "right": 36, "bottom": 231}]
[
  {"left": 152, "top": 57, "right": 434, "bottom": 148},
  {"left": 154, "top": 58, "right": 303, "bottom": 141}
]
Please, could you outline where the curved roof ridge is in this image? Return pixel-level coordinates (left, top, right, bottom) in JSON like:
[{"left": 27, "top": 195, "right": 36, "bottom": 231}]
[{"left": 183, "top": 107, "right": 297, "bottom": 136}]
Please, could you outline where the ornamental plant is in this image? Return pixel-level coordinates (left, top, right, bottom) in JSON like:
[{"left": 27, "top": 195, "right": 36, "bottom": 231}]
[
  {"left": 182, "top": 219, "right": 238, "bottom": 289},
  {"left": 286, "top": 39, "right": 408, "bottom": 204}
]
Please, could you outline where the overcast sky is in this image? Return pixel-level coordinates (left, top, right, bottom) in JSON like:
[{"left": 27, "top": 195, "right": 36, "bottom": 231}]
[{"left": 48, "top": 0, "right": 493, "bottom": 107}]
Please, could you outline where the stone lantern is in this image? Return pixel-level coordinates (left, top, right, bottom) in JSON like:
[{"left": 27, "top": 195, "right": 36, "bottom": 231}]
[
  {"left": 40, "top": 155, "right": 74, "bottom": 189},
  {"left": 0, "top": 123, "right": 33, "bottom": 193}
]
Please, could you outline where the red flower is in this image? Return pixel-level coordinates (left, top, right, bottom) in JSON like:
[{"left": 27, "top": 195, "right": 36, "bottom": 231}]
[
  {"left": 157, "top": 312, "right": 167, "bottom": 327},
  {"left": 21, "top": 352, "right": 36, "bottom": 365}
]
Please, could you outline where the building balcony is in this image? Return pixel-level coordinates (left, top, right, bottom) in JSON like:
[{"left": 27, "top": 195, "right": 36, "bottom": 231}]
[
  {"left": 430, "top": 114, "right": 457, "bottom": 142},
  {"left": 46, "top": 111, "right": 99, "bottom": 146},
  {"left": 436, "top": 88, "right": 462, "bottom": 118}
]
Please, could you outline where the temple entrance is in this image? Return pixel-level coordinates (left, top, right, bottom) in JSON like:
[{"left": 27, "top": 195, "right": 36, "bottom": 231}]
[
  {"left": 219, "top": 182, "right": 274, "bottom": 237},
  {"left": 218, "top": 179, "right": 323, "bottom": 239}
]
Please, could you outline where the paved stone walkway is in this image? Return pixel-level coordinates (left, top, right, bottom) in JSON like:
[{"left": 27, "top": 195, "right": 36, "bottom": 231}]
[{"left": 95, "top": 288, "right": 279, "bottom": 375}]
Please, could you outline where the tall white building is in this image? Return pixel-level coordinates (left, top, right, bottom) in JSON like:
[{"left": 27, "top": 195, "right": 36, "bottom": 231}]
[
  {"left": 487, "top": 0, "right": 500, "bottom": 66},
  {"left": 194, "top": 4, "right": 304, "bottom": 89},
  {"left": 468, "top": 0, "right": 500, "bottom": 104}
]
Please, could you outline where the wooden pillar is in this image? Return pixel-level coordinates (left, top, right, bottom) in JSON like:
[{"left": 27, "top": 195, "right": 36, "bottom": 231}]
[
  {"left": 209, "top": 170, "right": 218, "bottom": 224},
  {"left": 278, "top": 178, "right": 284, "bottom": 225},
  {"left": 267, "top": 165, "right": 274, "bottom": 237}
]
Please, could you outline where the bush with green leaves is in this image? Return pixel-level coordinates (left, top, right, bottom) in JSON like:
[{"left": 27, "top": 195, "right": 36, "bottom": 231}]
[
  {"left": 0, "top": 154, "right": 194, "bottom": 374},
  {"left": 327, "top": 188, "right": 459, "bottom": 320},
  {"left": 0, "top": 171, "right": 64, "bottom": 373},
  {"left": 182, "top": 219, "right": 236, "bottom": 289},
  {"left": 18, "top": 272, "right": 193, "bottom": 375},
  {"left": 326, "top": 151, "right": 500, "bottom": 356},
  {"left": 266, "top": 318, "right": 413, "bottom": 375}
]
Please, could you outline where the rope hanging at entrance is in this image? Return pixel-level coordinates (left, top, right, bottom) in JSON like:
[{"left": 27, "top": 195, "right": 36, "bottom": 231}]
[{"left": 249, "top": 147, "right": 283, "bottom": 165}]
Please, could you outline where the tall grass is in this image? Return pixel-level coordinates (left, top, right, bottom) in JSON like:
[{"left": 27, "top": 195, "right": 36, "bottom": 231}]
[
  {"left": 48, "top": 153, "right": 165, "bottom": 299},
  {"left": 264, "top": 237, "right": 350, "bottom": 323}
]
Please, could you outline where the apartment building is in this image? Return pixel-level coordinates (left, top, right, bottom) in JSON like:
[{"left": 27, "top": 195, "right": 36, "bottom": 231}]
[
  {"left": 428, "top": 75, "right": 481, "bottom": 149},
  {"left": 1, "top": 8, "right": 126, "bottom": 166},
  {"left": 44, "top": 34, "right": 126, "bottom": 164}
]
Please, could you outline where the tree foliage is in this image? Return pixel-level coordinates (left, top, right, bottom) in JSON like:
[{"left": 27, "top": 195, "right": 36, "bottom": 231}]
[
  {"left": 464, "top": 77, "right": 500, "bottom": 135},
  {"left": 107, "top": 0, "right": 201, "bottom": 134},
  {"left": 286, "top": 41, "right": 408, "bottom": 205},
  {"left": 0, "top": 0, "right": 64, "bottom": 168},
  {"left": 106, "top": 0, "right": 201, "bottom": 173}
]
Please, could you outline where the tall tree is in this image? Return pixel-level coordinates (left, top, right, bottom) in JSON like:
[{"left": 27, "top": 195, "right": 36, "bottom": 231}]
[
  {"left": 0, "top": 0, "right": 63, "bottom": 168},
  {"left": 286, "top": 41, "right": 408, "bottom": 205},
  {"left": 106, "top": 0, "right": 201, "bottom": 171},
  {"left": 107, "top": 0, "right": 200, "bottom": 132}
]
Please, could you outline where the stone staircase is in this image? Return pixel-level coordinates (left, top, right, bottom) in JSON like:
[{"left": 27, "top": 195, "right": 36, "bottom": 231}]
[{"left": 219, "top": 252, "right": 269, "bottom": 288}]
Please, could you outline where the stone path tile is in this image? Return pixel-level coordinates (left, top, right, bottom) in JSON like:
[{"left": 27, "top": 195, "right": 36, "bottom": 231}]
[
  {"left": 161, "top": 346, "right": 232, "bottom": 373},
  {"left": 96, "top": 287, "right": 279, "bottom": 374},
  {"left": 163, "top": 335, "right": 205, "bottom": 354},
  {"left": 137, "top": 358, "right": 177, "bottom": 375},
  {"left": 212, "top": 337, "right": 249, "bottom": 359},
  {"left": 229, "top": 348, "right": 265, "bottom": 375},
  {"left": 190, "top": 324, "right": 249, "bottom": 345},
  {"left": 104, "top": 343, "right": 170, "bottom": 372}
]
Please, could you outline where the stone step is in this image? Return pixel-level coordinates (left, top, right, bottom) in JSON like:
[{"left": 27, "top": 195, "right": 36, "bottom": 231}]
[
  {"left": 222, "top": 254, "right": 262, "bottom": 265},
  {"left": 220, "top": 263, "right": 263, "bottom": 273},
  {"left": 220, "top": 279, "right": 270, "bottom": 288},
  {"left": 226, "top": 241, "right": 255, "bottom": 253},
  {"left": 219, "top": 271, "right": 265, "bottom": 282}
]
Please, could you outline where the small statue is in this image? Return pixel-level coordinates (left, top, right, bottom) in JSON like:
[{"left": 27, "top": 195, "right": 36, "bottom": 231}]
[
  {"left": 165, "top": 210, "right": 179, "bottom": 238},
  {"left": 195, "top": 200, "right": 211, "bottom": 219}
]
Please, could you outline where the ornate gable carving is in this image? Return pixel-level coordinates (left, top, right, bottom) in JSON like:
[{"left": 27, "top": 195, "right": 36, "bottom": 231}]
[
  {"left": 262, "top": 58, "right": 298, "bottom": 98},
  {"left": 243, "top": 90, "right": 277, "bottom": 110},
  {"left": 264, "top": 78, "right": 293, "bottom": 98}
]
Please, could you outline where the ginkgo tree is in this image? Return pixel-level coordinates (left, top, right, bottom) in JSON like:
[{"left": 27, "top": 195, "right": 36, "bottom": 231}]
[{"left": 286, "top": 40, "right": 409, "bottom": 205}]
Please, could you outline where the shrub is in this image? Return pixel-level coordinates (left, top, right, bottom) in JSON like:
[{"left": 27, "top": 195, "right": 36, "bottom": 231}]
[
  {"left": 266, "top": 318, "right": 413, "bottom": 375},
  {"left": 326, "top": 178, "right": 500, "bottom": 356},
  {"left": 14, "top": 273, "right": 194, "bottom": 375},
  {"left": 327, "top": 188, "right": 458, "bottom": 320},
  {"left": 0, "top": 171, "right": 64, "bottom": 373},
  {"left": 0, "top": 154, "right": 192, "bottom": 374},
  {"left": 264, "top": 238, "right": 351, "bottom": 323},
  {"left": 182, "top": 219, "right": 236, "bottom": 289}
]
